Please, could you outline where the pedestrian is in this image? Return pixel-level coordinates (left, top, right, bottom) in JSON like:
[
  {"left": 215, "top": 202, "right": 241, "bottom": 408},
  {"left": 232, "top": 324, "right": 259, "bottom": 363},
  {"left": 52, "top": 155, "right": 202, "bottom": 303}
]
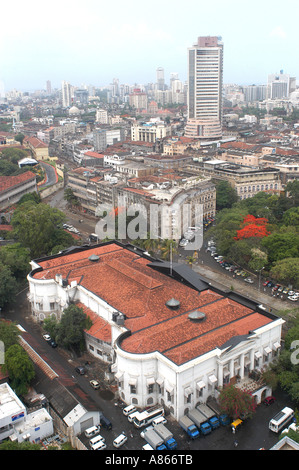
[
  {"left": 232, "top": 426, "right": 235, "bottom": 434},
  {"left": 234, "top": 439, "right": 238, "bottom": 447}
]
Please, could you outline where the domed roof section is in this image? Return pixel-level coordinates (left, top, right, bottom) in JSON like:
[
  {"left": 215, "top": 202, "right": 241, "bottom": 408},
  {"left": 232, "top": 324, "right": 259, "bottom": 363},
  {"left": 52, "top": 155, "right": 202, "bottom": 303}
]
[{"left": 69, "top": 106, "right": 81, "bottom": 115}]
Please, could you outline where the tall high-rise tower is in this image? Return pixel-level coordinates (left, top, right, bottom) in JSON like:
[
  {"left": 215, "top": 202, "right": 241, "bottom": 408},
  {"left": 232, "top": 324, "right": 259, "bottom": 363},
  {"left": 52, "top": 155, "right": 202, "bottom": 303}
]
[
  {"left": 61, "top": 80, "right": 72, "bottom": 108},
  {"left": 185, "top": 36, "right": 223, "bottom": 140},
  {"left": 156, "top": 67, "right": 165, "bottom": 91}
]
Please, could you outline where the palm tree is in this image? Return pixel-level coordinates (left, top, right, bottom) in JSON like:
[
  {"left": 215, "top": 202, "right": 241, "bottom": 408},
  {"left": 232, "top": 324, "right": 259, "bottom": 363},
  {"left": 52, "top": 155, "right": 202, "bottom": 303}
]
[{"left": 159, "top": 239, "right": 178, "bottom": 261}]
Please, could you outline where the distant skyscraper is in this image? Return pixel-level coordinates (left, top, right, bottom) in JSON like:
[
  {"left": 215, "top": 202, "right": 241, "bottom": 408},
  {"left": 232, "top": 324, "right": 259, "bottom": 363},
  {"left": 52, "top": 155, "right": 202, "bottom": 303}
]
[
  {"left": 61, "top": 80, "right": 72, "bottom": 107},
  {"left": 46, "top": 80, "right": 52, "bottom": 95},
  {"left": 267, "top": 70, "right": 296, "bottom": 99},
  {"left": 156, "top": 67, "right": 165, "bottom": 91},
  {"left": 185, "top": 36, "right": 223, "bottom": 140}
]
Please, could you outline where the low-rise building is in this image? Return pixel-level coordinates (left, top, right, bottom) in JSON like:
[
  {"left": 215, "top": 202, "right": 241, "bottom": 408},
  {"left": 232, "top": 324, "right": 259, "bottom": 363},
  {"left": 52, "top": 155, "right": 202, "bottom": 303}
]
[
  {"left": 0, "top": 382, "right": 53, "bottom": 444},
  {"left": 0, "top": 171, "right": 37, "bottom": 211},
  {"left": 27, "top": 242, "right": 283, "bottom": 420}
]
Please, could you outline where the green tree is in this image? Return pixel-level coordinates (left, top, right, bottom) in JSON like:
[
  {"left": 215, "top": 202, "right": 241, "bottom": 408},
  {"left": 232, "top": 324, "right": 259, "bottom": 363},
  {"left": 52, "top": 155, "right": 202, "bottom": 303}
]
[
  {"left": 0, "top": 243, "right": 31, "bottom": 281},
  {"left": 0, "top": 320, "right": 20, "bottom": 349},
  {"left": 11, "top": 202, "right": 68, "bottom": 258},
  {"left": 0, "top": 262, "right": 18, "bottom": 308},
  {"left": 0, "top": 440, "right": 42, "bottom": 450},
  {"left": 215, "top": 180, "right": 238, "bottom": 210},
  {"left": 159, "top": 239, "right": 178, "bottom": 261},
  {"left": 55, "top": 305, "right": 92, "bottom": 354},
  {"left": 4, "top": 344, "right": 35, "bottom": 396},
  {"left": 262, "top": 231, "right": 299, "bottom": 264},
  {"left": 270, "top": 258, "right": 299, "bottom": 288}
]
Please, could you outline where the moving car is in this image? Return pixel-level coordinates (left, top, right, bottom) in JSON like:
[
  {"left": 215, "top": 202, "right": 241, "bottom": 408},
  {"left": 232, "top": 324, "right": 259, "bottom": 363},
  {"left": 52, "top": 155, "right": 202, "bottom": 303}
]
[{"left": 75, "top": 366, "right": 86, "bottom": 375}]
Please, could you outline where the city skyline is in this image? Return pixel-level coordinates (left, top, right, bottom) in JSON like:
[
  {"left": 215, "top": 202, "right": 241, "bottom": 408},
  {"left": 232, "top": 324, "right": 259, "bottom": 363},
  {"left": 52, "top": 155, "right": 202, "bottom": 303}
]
[{"left": 0, "top": 0, "right": 298, "bottom": 92}]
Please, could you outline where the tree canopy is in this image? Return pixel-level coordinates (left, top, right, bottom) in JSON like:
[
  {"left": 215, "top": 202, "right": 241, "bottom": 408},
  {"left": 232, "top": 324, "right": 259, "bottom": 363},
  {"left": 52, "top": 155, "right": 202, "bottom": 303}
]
[{"left": 11, "top": 201, "right": 75, "bottom": 259}]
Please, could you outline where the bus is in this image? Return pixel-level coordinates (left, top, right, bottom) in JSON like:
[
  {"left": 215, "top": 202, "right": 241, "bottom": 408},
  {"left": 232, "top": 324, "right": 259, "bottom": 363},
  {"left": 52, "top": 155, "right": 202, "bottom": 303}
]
[
  {"left": 269, "top": 407, "right": 294, "bottom": 433},
  {"left": 133, "top": 406, "right": 164, "bottom": 429}
]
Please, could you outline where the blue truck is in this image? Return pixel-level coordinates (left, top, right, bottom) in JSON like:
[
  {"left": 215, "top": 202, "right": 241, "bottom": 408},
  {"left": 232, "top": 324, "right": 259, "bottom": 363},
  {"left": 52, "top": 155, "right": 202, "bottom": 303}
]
[
  {"left": 179, "top": 415, "right": 200, "bottom": 439},
  {"left": 206, "top": 399, "right": 230, "bottom": 426},
  {"left": 188, "top": 409, "right": 212, "bottom": 435},
  {"left": 153, "top": 423, "right": 177, "bottom": 450},
  {"left": 196, "top": 403, "right": 220, "bottom": 429}
]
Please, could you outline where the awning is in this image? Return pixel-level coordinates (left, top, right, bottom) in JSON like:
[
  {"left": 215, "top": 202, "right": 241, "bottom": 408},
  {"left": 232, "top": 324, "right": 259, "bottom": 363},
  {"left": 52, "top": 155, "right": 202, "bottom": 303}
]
[
  {"left": 115, "top": 372, "right": 124, "bottom": 380},
  {"left": 196, "top": 381, "right": 206, "bottom": 390},
  {"left": 255, "top": 351, "right": 262, "bottom": 359},
  {"left": 128, "top": 377, "right": 137, "bottom": 386},
  {"left": 156, "top": 377, "right": 164, "bottom": 386},
  {"left": 166, "top": 385, "right": 174, "bottom": 394},
  {"left": 184, "top": 387, "right": 193, "bottom": 397},
  {"left": 273, "top": 342, "right": 281, "bottom": 350},
  {"left": 264, "top": 347, "right": 272, "bottom": 355},
  {"left": 146, "top": 377, "right": 155, "bottom": 386},
  {"left": 209, "top": 374, "right": 217, "bottom": 384}
]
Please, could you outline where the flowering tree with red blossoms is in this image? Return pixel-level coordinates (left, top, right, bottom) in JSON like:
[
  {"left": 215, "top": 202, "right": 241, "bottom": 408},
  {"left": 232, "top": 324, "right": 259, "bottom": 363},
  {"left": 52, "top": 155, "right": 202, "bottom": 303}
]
[
  {"left": 234, "top": 214, "right": 270, "bottom": 241},
  {"left": 218, "top": 383, "right": 257, "bottom": 419}
]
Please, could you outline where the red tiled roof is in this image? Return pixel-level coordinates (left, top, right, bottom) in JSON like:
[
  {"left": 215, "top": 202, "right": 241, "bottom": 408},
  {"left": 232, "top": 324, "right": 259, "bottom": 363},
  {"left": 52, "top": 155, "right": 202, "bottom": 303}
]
[
  {"left": 0, "top": 171, "right": 36, "bottom": 193},
  {"left": 32, "top": 243, "right": 273, "bottom": 365}
]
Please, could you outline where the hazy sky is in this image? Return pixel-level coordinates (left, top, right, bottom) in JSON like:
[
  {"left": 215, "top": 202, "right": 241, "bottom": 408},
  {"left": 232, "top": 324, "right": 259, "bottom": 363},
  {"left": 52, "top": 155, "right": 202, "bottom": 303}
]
[{"left": 1, "top": 0, "right": 298, "bottom": 92}]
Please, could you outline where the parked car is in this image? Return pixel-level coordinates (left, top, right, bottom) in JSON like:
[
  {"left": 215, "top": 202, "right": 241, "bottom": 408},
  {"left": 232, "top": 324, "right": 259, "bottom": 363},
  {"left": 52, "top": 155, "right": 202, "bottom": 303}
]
[
  {"left": 100, "top": 415, "right": 112, "bottom": 430},
  {"left": 288, "top": 295, "right": 298, "bottom": 302},
  {"left": 267, "top": 281, "right": 275, "bottom": 288},
  {"left": 90, "top": 379, "right": 101, "bottom": 390},
  {"left": 263, "top": 281, "right": 270, "bottom": 287},
  {"left": 113, "top": 433, "right": 127, "bottom": 448},
  {"left": 43, "top": 334, "right": 51, "bottom": 342},
  {"left": 50, "top": 340, "right": 57, "bottom": 348},
  {"left": 277, "top": 286, "right": 284, "bottom": 293},
  {"left": 244, "top": 277, "right": 254, "bottom": 284},
  {"left": 282, "top": 287, "right": 289, "bottom": 295},
  {"left": 263, "top": 396, "right": 276, "bottom": 405},
  {"left": 75, "top": 366, "right": 86, "bottom": 375}
]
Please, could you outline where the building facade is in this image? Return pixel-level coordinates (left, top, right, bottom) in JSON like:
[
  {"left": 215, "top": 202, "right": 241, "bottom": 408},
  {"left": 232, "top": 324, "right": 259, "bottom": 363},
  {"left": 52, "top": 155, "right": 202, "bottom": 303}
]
[
  {"left": 27, "top": 242, "right": 284, "bottom": 421},
  {"left": 185, "top": 36, "right": 223, "bottom": 140}
]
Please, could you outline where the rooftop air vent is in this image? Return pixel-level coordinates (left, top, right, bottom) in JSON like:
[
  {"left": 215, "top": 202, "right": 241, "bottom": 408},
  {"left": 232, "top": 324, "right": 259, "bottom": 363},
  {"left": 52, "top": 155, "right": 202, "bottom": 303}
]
[
  {"left": 88, "top": 254, "right": 100, "bottom": 262},
  {"left": 188, "top": 310, "right": 206, "bottom": 322},
  {"left": 166, "top": 298, "right": 180, "bottom": 309}
]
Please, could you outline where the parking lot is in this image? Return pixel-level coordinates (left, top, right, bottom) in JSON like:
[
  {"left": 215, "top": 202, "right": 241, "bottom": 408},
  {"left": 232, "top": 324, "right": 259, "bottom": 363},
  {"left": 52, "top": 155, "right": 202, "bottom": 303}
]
[{"left": 77, "top": 385, "right": 294, "bottom": 451}]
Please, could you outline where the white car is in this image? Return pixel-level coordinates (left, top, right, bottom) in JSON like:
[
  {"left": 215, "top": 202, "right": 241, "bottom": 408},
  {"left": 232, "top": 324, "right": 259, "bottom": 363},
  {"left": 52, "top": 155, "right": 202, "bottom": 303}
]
[
  {"left": 113, "top": 433, "right": 127, "bottom": 448},
  {"left": 43, "top": 334, "right": 51, "bottom": 342},
  {"left": 288, "top": 295, "right": 298, "bottom": 302},
  {"left": 179, "top": 239, "right": 189, "bottom": 247},
  {"left": 244, "top": 278, "right": 254, "bottom": 284}
]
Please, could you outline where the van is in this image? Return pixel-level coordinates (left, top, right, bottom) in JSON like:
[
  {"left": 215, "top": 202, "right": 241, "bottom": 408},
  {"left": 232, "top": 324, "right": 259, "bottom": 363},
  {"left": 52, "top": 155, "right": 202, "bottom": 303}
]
[
  {"left": 100, "top": 414, "right": 112, "bottom": 430},
  {"left": 152, "top": 416, "right": 167, "bottom": 426},
  {"left": 142, "top": 443, "right": 154, "bottom": 450},
  {"left": 84, "top": 425, "right": 99, "bottom": 438},
  {"left": 128, "top": 411, "right": 140, "bottom": 423},
  {"left": 113, "top": 433, "right": 127, "bottom": 448},
  {"left": 89, "top": 434, "right": 105, "bottom": 447},
  {"left": 123, "top": 405, "right": 137, "bottom": 416},
  {"left": 91, "top": 440, "right": 107, "bottom": 451}
]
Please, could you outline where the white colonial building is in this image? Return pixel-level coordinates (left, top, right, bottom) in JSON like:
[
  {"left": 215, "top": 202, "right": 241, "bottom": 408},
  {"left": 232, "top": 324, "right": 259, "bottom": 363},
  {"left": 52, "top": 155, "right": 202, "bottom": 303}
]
[{"left": 27, "top": 242, "right": 284, "bottom": 421}]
